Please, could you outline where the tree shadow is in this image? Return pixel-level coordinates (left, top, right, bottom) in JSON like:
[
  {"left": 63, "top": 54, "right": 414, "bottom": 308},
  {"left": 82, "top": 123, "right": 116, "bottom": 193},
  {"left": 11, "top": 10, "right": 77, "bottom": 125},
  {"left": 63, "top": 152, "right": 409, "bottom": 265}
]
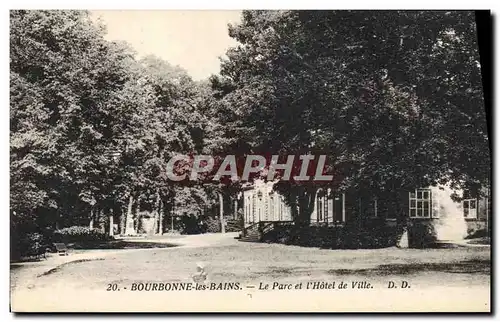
[
  {"left": 70, "top": 240, "right": 179, "bottom": 250},
  {"left": 327, "top": 259, "right": 490, "bottom": 276}
]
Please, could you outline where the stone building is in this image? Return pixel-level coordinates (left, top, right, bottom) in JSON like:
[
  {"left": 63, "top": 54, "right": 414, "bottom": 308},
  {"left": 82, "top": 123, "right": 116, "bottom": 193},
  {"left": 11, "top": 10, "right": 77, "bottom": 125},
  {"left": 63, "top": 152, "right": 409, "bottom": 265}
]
[
  {"left": 242, "top": 180, "right": 490, "bottom": 237},
  {"left": 242, "top": 180, "right": 292, "bottom": 224},
  {"left": 242, "top": 180, "right": 348, "bottom": 225}
]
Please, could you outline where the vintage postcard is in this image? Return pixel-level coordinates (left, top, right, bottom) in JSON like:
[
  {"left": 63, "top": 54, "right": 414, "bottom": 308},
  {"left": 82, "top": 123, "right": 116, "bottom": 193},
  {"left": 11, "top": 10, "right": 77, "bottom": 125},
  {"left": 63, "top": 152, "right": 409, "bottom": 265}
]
[{"left": 10, "top": 9, "right": 491, "bottom": 312}]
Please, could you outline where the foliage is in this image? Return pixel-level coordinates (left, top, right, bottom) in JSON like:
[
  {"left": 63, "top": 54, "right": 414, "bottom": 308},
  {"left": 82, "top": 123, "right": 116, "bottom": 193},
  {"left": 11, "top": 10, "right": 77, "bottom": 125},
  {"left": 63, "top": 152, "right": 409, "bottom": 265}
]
[
  {"left": 465, "top": 229, "right": 489, "bottom": 239},
  {"left": 11, "top": 232, "right": 46, "bottom": 260},
  {"left": 215, "top": 10, "right": 490, "bottom": 227},
  {"left": 407, "top": 221, "right": 437, "bottom": 248},
  {"left": 10, "top": 10, "right": 224, "bottom": 239},
  {"left": 10, "top": 10, "right": 490, "bottom": 245},
  {"left": 204, "top": 217, "right": 222, "bottom": 233},
  {"left": 177, "top": 214, "right": 204, "bottom": 235},
  {"left": 225, "top": 218, "right": 244, "bottom": 233},
  {"left": 264, "top": 219, "right": 404, "bottom": 249},
  {"left": 54, "top": 226, "right": 111, "bottom": 243}
]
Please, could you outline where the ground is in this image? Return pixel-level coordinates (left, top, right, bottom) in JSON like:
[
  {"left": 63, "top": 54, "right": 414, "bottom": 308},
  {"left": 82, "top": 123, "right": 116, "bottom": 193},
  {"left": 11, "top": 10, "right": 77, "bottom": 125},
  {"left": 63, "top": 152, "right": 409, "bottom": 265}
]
[{"left": 10, "top": 233, "right": 491, "bottom": 312}]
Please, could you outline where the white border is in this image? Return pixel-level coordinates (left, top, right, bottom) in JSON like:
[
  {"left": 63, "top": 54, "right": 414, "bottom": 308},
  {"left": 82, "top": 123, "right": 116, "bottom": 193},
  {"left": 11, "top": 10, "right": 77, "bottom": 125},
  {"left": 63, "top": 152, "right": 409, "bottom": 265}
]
[
  {"left": 2, "top": 2, "right": 498, "bottom": 321},
  {"left": 1, "top": 1, "right": 497, "bottom": 10}
]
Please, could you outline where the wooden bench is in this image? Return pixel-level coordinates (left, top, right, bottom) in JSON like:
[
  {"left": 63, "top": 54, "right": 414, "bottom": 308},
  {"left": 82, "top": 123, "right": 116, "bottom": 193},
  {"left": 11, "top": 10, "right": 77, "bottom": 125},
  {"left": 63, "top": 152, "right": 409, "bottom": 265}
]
[{"left": 53, "top": 243, "right": 69, "bottom": 256}]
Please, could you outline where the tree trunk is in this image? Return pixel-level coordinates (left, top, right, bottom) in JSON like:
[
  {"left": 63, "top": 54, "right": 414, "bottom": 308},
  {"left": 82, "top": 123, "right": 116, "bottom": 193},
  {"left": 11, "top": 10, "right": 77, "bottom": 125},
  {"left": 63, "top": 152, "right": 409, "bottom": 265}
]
[
  {"left": 152, "top": 190, "right": 161, "bottom": 235},
  {"left": 170, "top": 192, "right": 175, "bottom": 232},
  {"left": 158, "top": 199, "right": 163, "bottom": 235},
  {"left": 219, "top": 192, "right": 225, "bottom": 233},
  {"left": 89, "top": 207, "right": 94, "bottom": 229},
  {"left": 160, "top": 193, "right": 172, "bottom": 234},
  {"left": 98, "top": 207, "right": 105, "bottom": 233},
  {"left": 233, "top": 198, "right": 238, "bottom": 219},
  {"left": 125, "top": 194, "right": 134, "bottom": 235},
  {"left": 135, "top": 196, "right": 142, "bottom": 234},
  {"left": 109, "top": 208, "right": 114, "bottom": 237},
  {"left": 296, "top": 188, "right": 317, "bottom": 228},
  {"left": 120, "top": 205, "right": 126, "bottom": 235}
]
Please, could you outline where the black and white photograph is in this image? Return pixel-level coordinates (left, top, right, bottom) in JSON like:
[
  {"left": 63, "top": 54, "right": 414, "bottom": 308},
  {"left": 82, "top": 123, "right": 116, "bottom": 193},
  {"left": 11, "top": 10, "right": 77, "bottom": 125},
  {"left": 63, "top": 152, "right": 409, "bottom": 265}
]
[{"left": 8, "top": 9, "right": 491, "bottom": 312}]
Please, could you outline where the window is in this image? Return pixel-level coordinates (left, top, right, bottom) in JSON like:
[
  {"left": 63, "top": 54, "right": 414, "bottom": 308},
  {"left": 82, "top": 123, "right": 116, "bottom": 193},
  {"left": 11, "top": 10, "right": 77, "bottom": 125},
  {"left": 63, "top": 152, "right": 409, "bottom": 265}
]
[
  {"left": 365, "top": 197, "right": 378, "bottom": 218},
  {"left": 463, "top": 199, "right": 477, "bottom": 219},
  {"left": 316, "top": 189, "right": 327, "bottom": 222},
  {"left": 269, "top": 194, "right": 274, "bottom": 220},
  {"left": 318, "top": 199, "right": 323, "bottom": 221},
  {"left": 324, "top": 197, "right": 329, "bottom": 223},
  {"left": 252, "top": 195, "right": 256, "bottom": 222},
  {"left": 409, "top": 189, "right": 432, "bottom": 218},
  {"left": 246, "top": 197, "right": 250, "bottom": 223}
]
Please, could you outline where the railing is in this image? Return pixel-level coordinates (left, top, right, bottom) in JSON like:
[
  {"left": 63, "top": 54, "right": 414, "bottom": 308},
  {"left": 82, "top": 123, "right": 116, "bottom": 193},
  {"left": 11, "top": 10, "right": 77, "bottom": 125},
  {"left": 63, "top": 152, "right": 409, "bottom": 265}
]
[
  {"left": 242, "top": 220, "right": 294, "bottom": 240},
  {"left": 260, "top": 222, "right": 274, "bottom": 235},
  {"left": 242, "top": 222, "right": 259, "bottom": 236},
  {"left": 260, "top": 221, "right": 294, "bottom": 240}
]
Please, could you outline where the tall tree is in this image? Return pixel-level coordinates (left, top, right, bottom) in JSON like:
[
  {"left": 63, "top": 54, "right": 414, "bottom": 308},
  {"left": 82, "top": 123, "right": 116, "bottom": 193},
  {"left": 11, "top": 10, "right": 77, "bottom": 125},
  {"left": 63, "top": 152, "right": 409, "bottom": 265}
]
[
  {"left": 215, "top": 10, "right": 489, "bottom": 226},
  {"left": 10, "top": 10, "right": 139, "bottom": 228}
]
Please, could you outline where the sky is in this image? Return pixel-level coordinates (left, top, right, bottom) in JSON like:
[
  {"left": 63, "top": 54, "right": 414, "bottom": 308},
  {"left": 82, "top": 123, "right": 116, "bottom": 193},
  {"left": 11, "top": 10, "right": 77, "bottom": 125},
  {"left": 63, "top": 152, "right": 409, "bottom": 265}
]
[{"left": 90, "top": 10, "right": 242, "bottom": 80}]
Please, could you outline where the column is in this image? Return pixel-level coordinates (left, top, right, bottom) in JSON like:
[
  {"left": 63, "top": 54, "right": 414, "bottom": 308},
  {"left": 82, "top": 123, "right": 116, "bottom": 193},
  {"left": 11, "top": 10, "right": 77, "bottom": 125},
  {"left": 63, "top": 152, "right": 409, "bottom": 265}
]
[{"left": 234, "top": 198, "right": 238, "bottom": 219}]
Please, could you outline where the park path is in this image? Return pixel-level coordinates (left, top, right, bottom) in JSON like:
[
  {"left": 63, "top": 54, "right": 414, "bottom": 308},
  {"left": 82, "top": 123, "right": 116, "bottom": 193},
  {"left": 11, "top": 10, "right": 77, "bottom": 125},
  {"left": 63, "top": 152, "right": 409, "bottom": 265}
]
[
  {"left": 11, "top": 249, "right": 137, "bottom": 291},
  {"left": 136, "top": 232, "right": 240, "bottom": 247},
  {"left": 10, "top": 232, "right": 240, "bottom": 292},
  {"left": 10, "top": 233, "right": 490, "bottom": 312}
]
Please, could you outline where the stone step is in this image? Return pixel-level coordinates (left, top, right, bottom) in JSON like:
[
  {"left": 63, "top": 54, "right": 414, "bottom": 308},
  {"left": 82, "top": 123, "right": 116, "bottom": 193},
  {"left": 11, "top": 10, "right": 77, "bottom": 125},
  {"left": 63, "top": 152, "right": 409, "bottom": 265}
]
[{"left": 239, "top": 237, "right": 260, "bottom": 243}]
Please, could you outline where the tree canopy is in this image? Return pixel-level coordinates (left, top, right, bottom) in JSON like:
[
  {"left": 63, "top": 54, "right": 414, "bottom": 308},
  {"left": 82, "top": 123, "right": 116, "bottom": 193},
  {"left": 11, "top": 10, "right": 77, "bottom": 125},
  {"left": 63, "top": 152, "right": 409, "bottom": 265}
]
[
  {"left": 213, "top": 10, "right": 489, "bottom": 225},
  {"left": 10, "top": 10, "right": 490, "bottom": 233}
]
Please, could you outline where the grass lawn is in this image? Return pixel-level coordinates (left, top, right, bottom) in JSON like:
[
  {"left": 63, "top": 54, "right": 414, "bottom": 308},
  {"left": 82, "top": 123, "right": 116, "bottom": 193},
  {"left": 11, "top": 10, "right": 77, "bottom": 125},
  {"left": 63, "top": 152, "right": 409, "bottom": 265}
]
[
  {"left": 10, "top": 236, "right": 491, "bottom": 312},
  {"left": 21, "top": 238, "right": 490, "bottom": 292}
]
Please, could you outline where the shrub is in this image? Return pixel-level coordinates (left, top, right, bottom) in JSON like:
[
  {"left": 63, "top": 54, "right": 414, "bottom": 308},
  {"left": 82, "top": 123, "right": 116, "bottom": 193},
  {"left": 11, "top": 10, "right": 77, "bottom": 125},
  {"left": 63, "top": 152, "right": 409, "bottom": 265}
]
[
  {"left": 54, "top": 226, "right": 111, "bottom": 244},
  {"left": 225, "top": 219, "right": 243, "bottom": 232},
  {"left": 204, "top": 217, "right": 221, "bottom": 233},
  {"left": 262, "top": 219, "right": 403, "bottom": 249},
  {"left": 25, "top": 233, "right": 45, "bottom": 256},
  {"left": 466, "top": 229, "right": 489, "bottom": 239},
  {"left": 11, "top": 232, "right": 46, "bottom": 260},
  {"left": 26, "top": 232, "right": 44, "bottom": 254},
  {"left": 178, "top": 215, "right": 204, "bottom": 235},
  {"left": 407, "top": 221, "right": 437, "bottom": 248}
]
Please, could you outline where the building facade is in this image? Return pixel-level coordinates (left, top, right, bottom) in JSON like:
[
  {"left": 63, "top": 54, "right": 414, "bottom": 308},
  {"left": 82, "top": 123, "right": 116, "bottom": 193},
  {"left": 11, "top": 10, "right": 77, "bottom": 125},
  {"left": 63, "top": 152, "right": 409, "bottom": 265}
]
[
  {"left": 242, "top": 180, "right": 490, "bottom": 236},
  {"left": 242, "top": 180, "right": 348, "bottom": 226},
  {"left": 242, "top": 180, "right": 292, "bottom": 224}
]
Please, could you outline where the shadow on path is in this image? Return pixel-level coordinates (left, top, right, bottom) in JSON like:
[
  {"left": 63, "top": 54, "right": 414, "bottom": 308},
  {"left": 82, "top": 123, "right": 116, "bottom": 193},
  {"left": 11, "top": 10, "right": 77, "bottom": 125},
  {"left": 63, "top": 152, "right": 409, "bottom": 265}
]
[{"left": 327, "top": 259, "right": 490, "bottom": 276}]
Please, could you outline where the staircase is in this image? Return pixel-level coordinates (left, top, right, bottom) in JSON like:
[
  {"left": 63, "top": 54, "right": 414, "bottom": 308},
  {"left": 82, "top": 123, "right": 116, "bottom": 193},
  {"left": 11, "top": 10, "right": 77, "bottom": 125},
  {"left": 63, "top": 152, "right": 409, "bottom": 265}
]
[
  {"left": 239, "top": 222, "right": 261, "bottom": 242},
  {"left": 239, "top": 221, "right": 291, "bottom": 243},
  {"left": 225, "top": 219, "right": 243, "bottom": 233}
]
